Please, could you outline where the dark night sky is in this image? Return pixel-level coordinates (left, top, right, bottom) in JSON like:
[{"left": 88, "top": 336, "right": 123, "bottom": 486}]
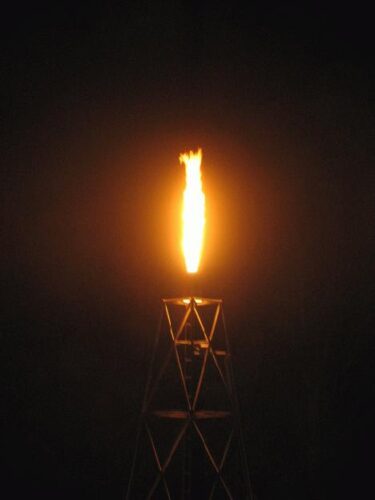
[{"left": 1, "top": 2, "right": 374, "bottom": 499}]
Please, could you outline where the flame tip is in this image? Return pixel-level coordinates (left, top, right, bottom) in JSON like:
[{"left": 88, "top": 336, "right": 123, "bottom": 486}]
[{"left": 179, "top": 148, "right": 202, "bottom": 165}]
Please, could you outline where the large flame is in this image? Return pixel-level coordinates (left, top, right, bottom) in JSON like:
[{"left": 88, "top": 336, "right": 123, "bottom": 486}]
[{"left": 180, "top": 148, "right": 205, "bottom": 273}]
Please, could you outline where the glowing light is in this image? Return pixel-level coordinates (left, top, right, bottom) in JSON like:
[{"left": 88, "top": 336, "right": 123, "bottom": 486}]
[
  {"left": 182, "top": 297, "right": 203, "bottom": 305},
  {"left": 179, "top": 149, "right": 205, "bottom": 273}
]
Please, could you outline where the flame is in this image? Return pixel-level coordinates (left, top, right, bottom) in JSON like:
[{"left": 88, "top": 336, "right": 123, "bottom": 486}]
[{"left": 179, "top": 148, "right": 205, "bottom": 273}]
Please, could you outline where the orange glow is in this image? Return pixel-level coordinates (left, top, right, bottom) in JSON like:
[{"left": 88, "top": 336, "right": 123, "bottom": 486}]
[
  {"left": 182, "top": 298, "right": 203, "bottom": 304},
  {"left": 179, "top": 148, "right": 205, "bottom": 273}
]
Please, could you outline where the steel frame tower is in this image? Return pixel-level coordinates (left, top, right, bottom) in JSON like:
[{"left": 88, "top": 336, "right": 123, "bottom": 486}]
[{"left": 126, "top": 297, "right": 253, "bottom": 499}]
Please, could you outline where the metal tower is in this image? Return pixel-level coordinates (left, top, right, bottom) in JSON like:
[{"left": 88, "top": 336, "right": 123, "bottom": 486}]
[{"left": 126, "top": 297, "right": 253, "bottom": 499}]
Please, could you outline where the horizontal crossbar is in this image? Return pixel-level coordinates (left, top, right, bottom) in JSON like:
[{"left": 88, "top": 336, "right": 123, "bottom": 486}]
[
  {"left": 151, "top": 410, "right": 232, "bottom": 419},
  {"left": 163, "top": 297, "right": 222, "bottom": 306}
]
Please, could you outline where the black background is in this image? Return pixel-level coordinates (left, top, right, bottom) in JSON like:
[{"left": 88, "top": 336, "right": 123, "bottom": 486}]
[{"left": 1, "top": 2, "right": 374, "bottom": 499}]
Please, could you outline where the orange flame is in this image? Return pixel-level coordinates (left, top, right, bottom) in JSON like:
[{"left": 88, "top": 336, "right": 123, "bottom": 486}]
[{"left": 179, "top": 148, "right": 205, "bottom": 273}]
